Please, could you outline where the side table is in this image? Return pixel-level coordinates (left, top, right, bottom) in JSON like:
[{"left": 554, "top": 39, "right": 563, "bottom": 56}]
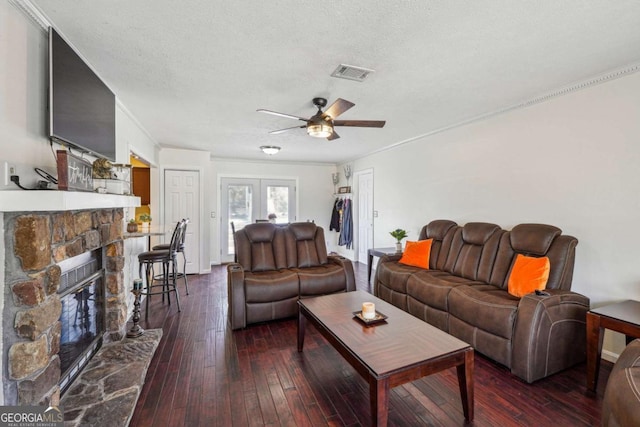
[
  {"left": 586, "top": 299, "right": 640, "bottom": 392},
  {"left": 367, "top": 247, "right": 400, "bottom": 284}
]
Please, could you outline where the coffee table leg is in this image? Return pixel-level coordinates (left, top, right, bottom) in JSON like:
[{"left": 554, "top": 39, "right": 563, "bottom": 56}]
[
  {"left": 370, "top": 377, "right": 389, "bottom": 427},
  {"left": 586, "top": 312, "right": 603, "bottom": 392},
  {"left": 456, "top": 348, "right": 474, "bottom": 422},
  {"left": 297, "top": 310, "right": 306, "bottom": 352}
]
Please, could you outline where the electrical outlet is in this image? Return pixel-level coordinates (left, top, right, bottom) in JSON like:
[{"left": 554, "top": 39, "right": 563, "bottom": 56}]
[{"left": 2, "top": 162, "right": 15, "bottom": 186}]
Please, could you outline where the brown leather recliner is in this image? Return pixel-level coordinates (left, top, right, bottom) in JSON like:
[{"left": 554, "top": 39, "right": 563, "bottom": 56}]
[
  {"left": 602, "top": 339, "right": 640, "bottom": 427},
  {"left": 228, "top": 222, "right": 355, "bottom": 330}
]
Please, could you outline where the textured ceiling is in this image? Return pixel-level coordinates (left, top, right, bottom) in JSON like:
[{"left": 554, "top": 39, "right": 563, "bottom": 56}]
[{"left": 28, "top": 0, "right": 640, "bottom": 164}]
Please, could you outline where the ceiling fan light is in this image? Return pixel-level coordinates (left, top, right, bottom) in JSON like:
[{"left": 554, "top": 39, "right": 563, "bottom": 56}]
[
  {"left": 260, "top": 145, "right": 281, "bottom": 155},
  {"left": 307, "top": 123, "right": 333, "bottom": 138}
]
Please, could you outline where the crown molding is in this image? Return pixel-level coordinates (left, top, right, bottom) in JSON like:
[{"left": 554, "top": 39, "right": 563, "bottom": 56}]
[
  {"left": 9, "top": 0, "right": 50, "bottom": 31},
  {"left": 359, "top": 62, "right": 640, "bottom": 162}
]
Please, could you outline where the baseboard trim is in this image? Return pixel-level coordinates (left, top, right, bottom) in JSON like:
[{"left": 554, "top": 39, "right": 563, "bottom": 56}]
[{"left": 602, "top": 349, "right": 619, "bottom": 363}]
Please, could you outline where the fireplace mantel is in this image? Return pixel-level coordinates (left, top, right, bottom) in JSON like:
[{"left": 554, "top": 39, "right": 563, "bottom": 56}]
[{"left": 0, "top": 190, "right": 140, "bottom": 212}]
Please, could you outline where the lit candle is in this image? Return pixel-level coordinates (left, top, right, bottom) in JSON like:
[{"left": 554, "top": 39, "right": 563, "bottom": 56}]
[{"left": 362, "top": 302, "right": 376, "bottom": 319}]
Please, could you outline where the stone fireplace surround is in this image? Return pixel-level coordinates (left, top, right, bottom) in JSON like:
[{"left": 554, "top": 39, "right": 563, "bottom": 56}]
[{"left": 1, "top": 191, "right": 139, "bottom": 406}]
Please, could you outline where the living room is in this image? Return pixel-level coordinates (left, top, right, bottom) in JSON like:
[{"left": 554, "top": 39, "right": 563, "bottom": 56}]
[{"left": 2, "top": 1, "right": 640, "bottom": 425}]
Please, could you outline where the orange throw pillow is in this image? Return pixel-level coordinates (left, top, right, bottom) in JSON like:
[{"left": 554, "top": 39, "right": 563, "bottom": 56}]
[
  {"left": 508, "top": 254, "right": 550, "bottom": 298},
  {"left": 399, "top": 239, "right": 432, "bottom": 269}
]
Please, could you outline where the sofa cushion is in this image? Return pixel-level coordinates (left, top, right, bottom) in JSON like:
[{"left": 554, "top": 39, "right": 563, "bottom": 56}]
[
  {"left": 376, "top": 260, "right": 423, "bottom": 294},
  {"left": 444, "top": 223, "right": 503, "bottom": 282},
  {"left": 244, "top": 270, "right": 299, "bottom": 303},
  {"left": 407, "top": 270, "right": 482, "bottom": 312},
  {"left": 296, "top": 264, "right": 347, "bottom": 297},
  {"left": 507, "top": 254, "right": 550, "bottom": 297},
  {"left": 285, "top": 222, "right": 329, "bottom": 268},
  {"left": 418, "top": 220, "right": 458, "bottom": 270},
  {"left": 510, "top": 223, "right": 561, "bottom": 256},
  {"left": 448, "top": 284, "right": 520, "bottom": 340},
  {"left": 238, "top": 223, "right": 287, "bottom": 272},
  {"left": 399, "top": 239, "right": 432, "bottom": 269}
]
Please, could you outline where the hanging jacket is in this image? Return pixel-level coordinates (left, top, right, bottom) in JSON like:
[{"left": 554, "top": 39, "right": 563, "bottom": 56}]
[
  {"left": 330, "top": 198, "right": 342, "bottom": 232},
  {"left": 339, "top": 198, "right": 353, "bottom": 249}
]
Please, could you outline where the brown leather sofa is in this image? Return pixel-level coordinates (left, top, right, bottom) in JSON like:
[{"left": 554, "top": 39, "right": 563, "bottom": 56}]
[
  {"left": 374, "top": 219, "right": 589, "bottom": 383},
  {"left": 227, "top": 222, "right": 356, "bottom": 330},
  {"left": 602, "top": 339, "right": 640, "bottom": 427}
]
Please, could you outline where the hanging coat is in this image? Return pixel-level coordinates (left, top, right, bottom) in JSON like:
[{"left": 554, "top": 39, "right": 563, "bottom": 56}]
[
  {"left": 339, "top": 198, "right": 353, "bottom": 249},
  {"left": 330, "top": 198, "right": 342, "bottom": 232}
]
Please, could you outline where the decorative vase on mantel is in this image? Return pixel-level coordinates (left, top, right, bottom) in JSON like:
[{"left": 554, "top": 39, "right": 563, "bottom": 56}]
[
  {"left": 127, "top": 220, "right": 138, "bottom": 233},
  {"left": 395, "top": 242, "right": 403, "bottom": 253}
]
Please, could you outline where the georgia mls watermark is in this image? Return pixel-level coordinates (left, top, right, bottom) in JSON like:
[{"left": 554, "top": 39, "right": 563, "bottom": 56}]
[{"left": 0, "top": 406, "right": 63, "bottom": 427}]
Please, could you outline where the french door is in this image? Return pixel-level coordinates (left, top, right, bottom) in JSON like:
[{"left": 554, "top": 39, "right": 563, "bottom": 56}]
[{"left": 220, "top": 177, "right": 296, "bottom": 263}]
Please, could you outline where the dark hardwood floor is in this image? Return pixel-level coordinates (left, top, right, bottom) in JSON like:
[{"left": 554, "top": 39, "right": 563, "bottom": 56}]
[{"left": 130, "top": 263, "right": 611, "bottom": 426}]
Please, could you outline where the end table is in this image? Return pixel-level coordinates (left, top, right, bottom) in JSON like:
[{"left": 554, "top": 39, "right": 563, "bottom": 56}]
[{"left": 367, "top": 247, "right": 401, "bottom": 284}]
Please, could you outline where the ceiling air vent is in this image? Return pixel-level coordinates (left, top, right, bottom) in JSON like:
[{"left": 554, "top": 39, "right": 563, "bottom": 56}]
[{"left": 331, "top": 64, "right": 374, "bottom": 82}]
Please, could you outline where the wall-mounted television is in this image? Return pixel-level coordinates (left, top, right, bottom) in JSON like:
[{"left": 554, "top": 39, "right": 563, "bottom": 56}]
[{"left": 49, "top": 27, "right": 116, "bottom": 161}]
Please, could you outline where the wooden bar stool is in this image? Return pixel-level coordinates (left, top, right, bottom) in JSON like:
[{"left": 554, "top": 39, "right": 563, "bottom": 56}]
[
  {"left": 152, "top": 218, "right": 189, "bottom": 295},
  {"left": 138, "top": 220, "right": 184, "bottom": 319}
]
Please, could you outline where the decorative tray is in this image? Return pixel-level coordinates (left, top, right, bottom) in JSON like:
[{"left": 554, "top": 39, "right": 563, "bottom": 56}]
[{"left": 353, "top": 310, "right": 388, "bottom": 325}]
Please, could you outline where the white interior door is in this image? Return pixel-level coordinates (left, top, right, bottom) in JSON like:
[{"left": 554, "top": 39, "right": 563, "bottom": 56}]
[
  {"left": 164, "top": 169, "right": 200, "bottom": 274},
  {"left": 220, "top": 177, "right": 296, "bottom": 263},
  {"left": 357, "top": 170, "right": 374, "bottom": 264}
]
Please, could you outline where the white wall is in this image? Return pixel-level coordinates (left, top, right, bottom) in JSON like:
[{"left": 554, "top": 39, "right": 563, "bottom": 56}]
[
  {"left": 210, "top": 159, "right": 337, "bottom": 264},
  {"left": 0, "top": 2, "right": 161, "bottom": 404},
  {"left": 352, "top": 71, "right": 640, "bottom": 358}
]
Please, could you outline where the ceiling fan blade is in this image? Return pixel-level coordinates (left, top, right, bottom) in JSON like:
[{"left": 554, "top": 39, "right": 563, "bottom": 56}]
[
  {"left": 333, "top": 120, "right": 386, "bottom": 128},
  {"left": 324, "top": 98, "right": 355, "bottom": 119},
  {"left": 327, "top": 130, "right": 340, "bottom": 141},
  {"left": 257, "top": 109, "right": 308, "bottom": 122},
  {"left": 269, "top": 125, "right": 306, "bottom": 135}
]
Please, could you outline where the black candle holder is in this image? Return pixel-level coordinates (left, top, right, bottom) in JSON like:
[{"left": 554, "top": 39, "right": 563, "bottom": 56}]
[{"left": 127, "top": 279, "right": 145, "bottom": 338}]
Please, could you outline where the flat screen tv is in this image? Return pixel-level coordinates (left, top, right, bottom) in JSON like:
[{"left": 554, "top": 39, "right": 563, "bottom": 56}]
[{"left": 49, "top": 27, "right": 116, "bottom": 161}]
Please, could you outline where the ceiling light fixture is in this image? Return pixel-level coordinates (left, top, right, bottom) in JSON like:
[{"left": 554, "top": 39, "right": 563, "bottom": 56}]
[
  {"left": 307, "top": 123, "right": 333, "bottom": 138},
  {"left": 260, "top": 145, "right": 281, "bottom": 155},
  {"left": 307, "top": 116, "right": 334, "bottom": 138}
]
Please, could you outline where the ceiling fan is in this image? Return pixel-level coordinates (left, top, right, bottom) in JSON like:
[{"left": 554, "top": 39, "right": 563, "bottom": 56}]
[{"left": 257, "top": 97, "right": 386, "bottom": 140}]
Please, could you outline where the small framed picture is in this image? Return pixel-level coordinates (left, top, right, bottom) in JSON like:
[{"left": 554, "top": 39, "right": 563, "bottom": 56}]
[{"left": 338, "top": 186, "right": 351, "bottom": 194}]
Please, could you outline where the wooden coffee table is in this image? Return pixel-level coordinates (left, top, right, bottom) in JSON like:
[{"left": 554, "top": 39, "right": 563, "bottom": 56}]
[
  {"left": 298, "top": 290, "right": 474, "bottom": 426},
  {"left": 586, "top": 299, "right": 640, "bottom": 392}
]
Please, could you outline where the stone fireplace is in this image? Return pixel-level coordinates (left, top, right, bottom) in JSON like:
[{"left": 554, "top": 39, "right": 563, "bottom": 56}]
[{"left": 1, "top": 195, "right": 136, "bottom": 407}]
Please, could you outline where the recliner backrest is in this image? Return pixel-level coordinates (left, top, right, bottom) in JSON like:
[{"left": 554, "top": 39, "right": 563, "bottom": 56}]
[
  {"left": 285, "top": 222, "right": 328, "bottom": 268},
  {"left": 443, "top": 222, "right": 503, "bottom": 282},
  {"left": 234, "top": 223, "right": 287, "bottom": 272},
  {"left": 489, "top": 223, "right": 578, "bottom": 290},
  {"left": 418, "top": 219, "right": 458, "bottom": 270}
]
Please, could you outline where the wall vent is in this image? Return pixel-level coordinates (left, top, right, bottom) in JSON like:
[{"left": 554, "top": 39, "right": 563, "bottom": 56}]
[{"left": 331, "top": 64, "right": 375, "bottom": 82}]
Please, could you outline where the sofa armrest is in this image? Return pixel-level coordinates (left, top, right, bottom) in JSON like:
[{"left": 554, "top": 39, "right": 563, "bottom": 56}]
[
  {"left": 328, "top": 255, "right": 356, "bottom": 292},
  {"left": 372, "top": 253, "right": 403, "bottom": 296},
  {"left": 379, "top": 253, "right": 403, "bottom": 263},
  {"left": 512, "top": 289, "right": 590, "bottom": 382},
  {"left": 227, "top": 263, "right": 247, "bottom": 330}
]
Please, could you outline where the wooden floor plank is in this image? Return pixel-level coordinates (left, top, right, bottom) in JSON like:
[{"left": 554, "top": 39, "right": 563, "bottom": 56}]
[{"left": 131, "top": 263, "right": 611, "bottom": 426}]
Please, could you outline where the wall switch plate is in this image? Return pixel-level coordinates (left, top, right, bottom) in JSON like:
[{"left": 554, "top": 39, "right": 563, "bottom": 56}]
[
  {"left": 373, "top": 210, "right": 379, "bottom": 217},
  {"left": 210, "top": 211, "right": 216, "bottom": 218}
]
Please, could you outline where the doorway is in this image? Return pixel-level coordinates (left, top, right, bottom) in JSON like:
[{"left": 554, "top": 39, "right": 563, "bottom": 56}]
[
  {"left": 220, "top": 177, "right": 297, "bottom": 263},
  {"left": 356, "top": 169, "right": 374, "bottom": 264},
  {"left": 164, "top": 169, "right": 200, "bottom": 274}
]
